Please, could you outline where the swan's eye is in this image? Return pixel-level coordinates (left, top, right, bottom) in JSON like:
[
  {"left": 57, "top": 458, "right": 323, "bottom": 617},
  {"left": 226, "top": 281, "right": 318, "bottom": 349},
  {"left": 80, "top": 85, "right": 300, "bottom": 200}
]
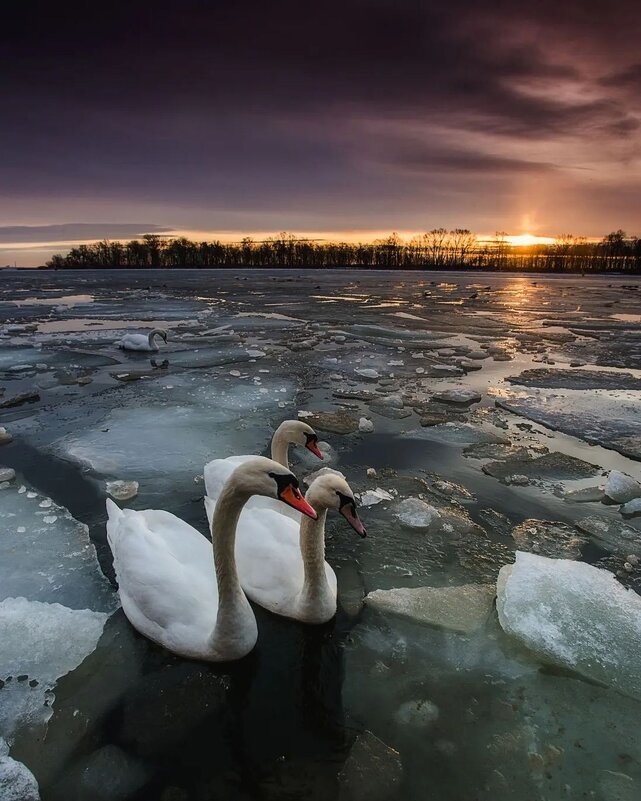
[
  {"left": 269, "top": 471, "right": 299, "bottom": 494},
  {"left": 336, "top": 490, "right": 355, "bottom": 512},
  {"left": 304, "top": 433, "right": 323, "bottom": 459},
  {"left": 270, "top": 472, "right": 318, "bottom": 519}
]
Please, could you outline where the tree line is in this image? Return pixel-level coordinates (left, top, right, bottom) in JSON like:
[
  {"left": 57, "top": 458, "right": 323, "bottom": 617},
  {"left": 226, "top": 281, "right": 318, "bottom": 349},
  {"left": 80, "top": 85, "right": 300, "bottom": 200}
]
[{"left": 44, "top": 229, "right": 641, "bottom": 272}]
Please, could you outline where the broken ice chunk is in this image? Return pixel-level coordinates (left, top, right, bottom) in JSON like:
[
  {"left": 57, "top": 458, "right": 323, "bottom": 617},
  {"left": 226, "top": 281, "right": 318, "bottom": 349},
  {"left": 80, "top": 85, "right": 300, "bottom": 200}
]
[
  {"left": 358, "top": 417, "right": 374, "bottom": 433},
  {"left": 433, "top": 388, "right": 482, "bottom": 405},
  {"left": 497, "top": 552, "right": 641, "bottom": 700},
  {"left": 563, "top": 485, "right": 605, "bottom": 503},
  {"left": 621, "top": 498, "right": 641, "bottom": 518},
  {"left": 604, "top": 470, "right": 641, "bottom": 504},
  {"left": 505, "top": 474, "right": 529, "bottom": 486},
  {"left": 355, "top": 368, "right": 381, "bottom": 380},
  {"left": 105, "top": 479, "right": 139, "bottom": 501},
  {"left": 0, "top": 737, "right": 39, "bottom": 801},
  {"left": 0, "top": 598, "right": 110, "bottom": 745},
  {"left": 359, "top": 488, "right": 393, "bottom": 507},
  {"left": 365, "top": 583, "right": 496, "bottom": 633},
  {"left": 0, "top": 598, "right": 109, "bottom": 684},
  {"left": 576, "top": 516, "right": 641, "bottom": 556},
  {"left": 393, "top": 498, "right": 441, "bottom": 529}
]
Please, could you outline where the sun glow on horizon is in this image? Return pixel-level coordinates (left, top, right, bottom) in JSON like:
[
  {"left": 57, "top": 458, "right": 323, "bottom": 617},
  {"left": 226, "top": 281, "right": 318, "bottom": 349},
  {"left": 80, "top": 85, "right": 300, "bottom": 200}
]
[{"left": 504, "top": 233, "right": 556, "bottom": 247}]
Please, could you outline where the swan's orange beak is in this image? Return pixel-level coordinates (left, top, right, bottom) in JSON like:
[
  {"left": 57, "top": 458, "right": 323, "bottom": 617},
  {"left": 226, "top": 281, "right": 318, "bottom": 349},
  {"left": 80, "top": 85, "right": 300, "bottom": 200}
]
[
  {"left": 305, "top": 440, "right": 324, "bottom": 460},
  {"left": 279, "top": 484, "right": 318, "bottom": 519}
]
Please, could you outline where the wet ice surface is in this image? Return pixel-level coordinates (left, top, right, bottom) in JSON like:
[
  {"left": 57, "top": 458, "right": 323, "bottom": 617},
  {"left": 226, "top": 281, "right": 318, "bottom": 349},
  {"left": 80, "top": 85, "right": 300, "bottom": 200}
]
[{"left": 1, "top": 269, "right": 641, "bottom": 800}]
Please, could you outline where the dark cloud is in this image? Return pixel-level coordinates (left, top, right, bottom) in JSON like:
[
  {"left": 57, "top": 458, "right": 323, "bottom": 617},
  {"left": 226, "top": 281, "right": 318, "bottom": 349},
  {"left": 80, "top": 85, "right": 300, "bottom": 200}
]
[
  {"left": 382, "top": 141, "right": 558, "bottom": 174},
  {"left": 0, "top": 224, "right": 170, "bottom": 244},
  {"left": 1, "top": 0, "right": 640, "bottom": 253},
  {"left": 600, "top": 62, "right": 641, "bottom": 87}
]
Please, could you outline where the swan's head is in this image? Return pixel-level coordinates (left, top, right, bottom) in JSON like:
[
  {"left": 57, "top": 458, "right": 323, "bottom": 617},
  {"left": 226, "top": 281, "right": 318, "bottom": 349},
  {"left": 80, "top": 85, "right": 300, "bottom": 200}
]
[
  {"left": 307, "top": 470, "right": 367, "bottom": 537},
  {"left": 230, "top": 456, "right": 317, "bottom": 519},
  {"left": 275, "top": 419, "right": 323, "bottom": 460},
  {"left": 159, "top": 329, "right": 168, "bottom": 343}
]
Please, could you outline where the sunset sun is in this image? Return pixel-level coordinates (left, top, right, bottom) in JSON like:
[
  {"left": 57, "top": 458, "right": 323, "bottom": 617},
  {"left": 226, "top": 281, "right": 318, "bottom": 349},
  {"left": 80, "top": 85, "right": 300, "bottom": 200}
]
[{"left": 505, "top": 233, "right": 556, "bottom": 247}]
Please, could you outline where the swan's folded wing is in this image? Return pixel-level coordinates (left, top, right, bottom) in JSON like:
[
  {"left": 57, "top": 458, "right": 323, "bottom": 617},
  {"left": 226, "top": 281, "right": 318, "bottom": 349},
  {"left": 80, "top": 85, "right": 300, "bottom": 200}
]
[
  {"left": 136, "top": 509, "right": 212, "bottom": 573},
  {"left": 110, "top": 511, "right": 218, "bottom": 647}
]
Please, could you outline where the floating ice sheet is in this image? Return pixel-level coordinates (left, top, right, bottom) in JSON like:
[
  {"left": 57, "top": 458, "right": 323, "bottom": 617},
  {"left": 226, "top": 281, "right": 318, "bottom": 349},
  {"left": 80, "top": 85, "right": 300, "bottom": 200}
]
[
  {"left": 0, "top": 737, "right": 40, "bottom": 801},
  {"left": 53, "top": 378, "right": 297, "bottom": 499},
  {"left": 497, "top": 552, "right": 641, "bottom": 700},
  {"left": 0, "top": 598, "right": 109, "bottom": 744},
  {"left": 0, "top": 484, "right": 116, "bottom": 612},
  {"left": 496, "top": 390, "right": 641, "bottom": 460}
]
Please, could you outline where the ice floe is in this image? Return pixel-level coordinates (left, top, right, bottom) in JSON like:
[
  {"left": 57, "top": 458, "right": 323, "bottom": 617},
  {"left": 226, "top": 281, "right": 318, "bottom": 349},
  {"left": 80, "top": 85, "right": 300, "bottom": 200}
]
[
  {"left": 604, "top": 470, "right": 641, "bottom": 504},
  {"left": 497, "top": 552, "right": 641, "bottom": 700},
  {"left": 393, "top": 498, "right": 441, "bottom": 529},
  {"left": 0, "top": 484, "right": 116, "bottom": 611},
  {"left": 366, "top": 583, "right": 496, "bottom": 633},
  {"left": 105, "top": 479, "right": 139, "bottom": 501},
  {"left": 0, "top": 738, "right": 39, "bottom": 801},
  {"left": 433, "top": 388, "right": 482, "bottom": 405},
  {"left": 359, "top": 488, "right": 394, "bottom": 507}
]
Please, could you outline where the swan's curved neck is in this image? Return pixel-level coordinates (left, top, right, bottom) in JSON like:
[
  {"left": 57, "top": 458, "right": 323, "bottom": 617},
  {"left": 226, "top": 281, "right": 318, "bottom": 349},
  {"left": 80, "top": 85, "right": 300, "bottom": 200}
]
[
  {"left": 148, "top": 329, "right": 163, "bottom": 347},
  {"left": 209, "top": 483, "right": 253, "bottom": 649},
  {"left": 270, "top": 430, "right": 290, "bottom": 468},
  {"left": 297, "top": 509, "right": 333, "bottom": 612}
]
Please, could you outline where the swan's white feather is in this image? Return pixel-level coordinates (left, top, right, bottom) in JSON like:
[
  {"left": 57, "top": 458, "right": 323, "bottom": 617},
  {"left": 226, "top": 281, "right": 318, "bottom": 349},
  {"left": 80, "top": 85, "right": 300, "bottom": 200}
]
[
  {"left": 107, "top": 502, "right": 219, "bottom": 658},
  {"left": 117, "top": 333, "right": 157, "bottom": 351},
  {"left": 203, "top": 498, "right": 337, "bottom": 619}
]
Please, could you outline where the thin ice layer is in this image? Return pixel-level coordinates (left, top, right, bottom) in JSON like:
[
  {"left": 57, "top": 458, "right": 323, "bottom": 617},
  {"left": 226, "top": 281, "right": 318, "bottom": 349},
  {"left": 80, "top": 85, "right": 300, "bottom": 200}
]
[
  {"left": 53, "top": 378, "right": 296, "bottom": 498},
  {"left": 0, "top": 485, "right": 116, "bottom": 612}
]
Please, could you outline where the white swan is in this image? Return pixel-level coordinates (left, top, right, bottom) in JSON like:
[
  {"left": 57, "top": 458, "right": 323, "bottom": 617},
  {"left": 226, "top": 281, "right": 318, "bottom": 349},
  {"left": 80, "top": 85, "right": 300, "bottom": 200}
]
[
  {"left": 204, "top": 419, "right": 323, "bottom": 520},
  {"left": 117, "top": 328, "right": 168, "bottom": 352},
  {"left": 106, "top": 456, "right": 317, "bottom": 661},
  {"left": 205, "top": 470, "right": 366, "bottom": 624}
]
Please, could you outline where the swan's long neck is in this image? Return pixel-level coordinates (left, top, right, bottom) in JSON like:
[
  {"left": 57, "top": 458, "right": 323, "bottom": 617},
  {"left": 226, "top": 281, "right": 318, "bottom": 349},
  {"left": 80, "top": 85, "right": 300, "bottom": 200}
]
[
  {"left": 270, "top": 430, "right": 290, "bottom": 468},
  {"left": 209, "top": 483, "right": 255, "bottom": 653},
  {"left": 148, "top": 329, "right": 163, "bottom": 348},
  {"left": 297, "top": 509, "right": 333, "bottom": 615}
]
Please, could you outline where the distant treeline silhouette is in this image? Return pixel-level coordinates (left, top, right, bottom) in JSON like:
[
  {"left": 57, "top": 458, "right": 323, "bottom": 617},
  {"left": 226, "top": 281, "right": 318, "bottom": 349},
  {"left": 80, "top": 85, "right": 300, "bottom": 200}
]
[{"left": 44, "top": 229, "right": 641, "bottom": 272}]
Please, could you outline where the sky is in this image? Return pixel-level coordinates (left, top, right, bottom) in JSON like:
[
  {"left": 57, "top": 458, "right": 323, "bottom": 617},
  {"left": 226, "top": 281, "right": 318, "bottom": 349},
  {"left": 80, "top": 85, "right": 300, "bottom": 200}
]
[{"left": 1, "top": 0, "right": 640, "bottom": 266}]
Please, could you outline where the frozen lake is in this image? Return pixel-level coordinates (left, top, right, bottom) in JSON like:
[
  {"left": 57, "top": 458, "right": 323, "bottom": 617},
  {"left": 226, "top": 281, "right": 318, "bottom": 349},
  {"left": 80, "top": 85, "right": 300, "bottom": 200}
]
[{"left": 1, "top": 269, "right": 641, "bottom": 801}]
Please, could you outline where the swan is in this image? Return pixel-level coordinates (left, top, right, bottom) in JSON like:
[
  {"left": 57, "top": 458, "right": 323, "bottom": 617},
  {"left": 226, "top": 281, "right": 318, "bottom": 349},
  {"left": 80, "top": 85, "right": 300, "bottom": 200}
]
[
  {"left": 117, "top": 328, "right": 168, "bottom": 352},
  {"left": 204, "top": 419, "right": 323, "bottom": 520},
  {"left": 205, "top": 470, "right": 366, "bottom": 624},
  {"left": 106, "top": 456, "right": 317, "bottom": 661}
]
